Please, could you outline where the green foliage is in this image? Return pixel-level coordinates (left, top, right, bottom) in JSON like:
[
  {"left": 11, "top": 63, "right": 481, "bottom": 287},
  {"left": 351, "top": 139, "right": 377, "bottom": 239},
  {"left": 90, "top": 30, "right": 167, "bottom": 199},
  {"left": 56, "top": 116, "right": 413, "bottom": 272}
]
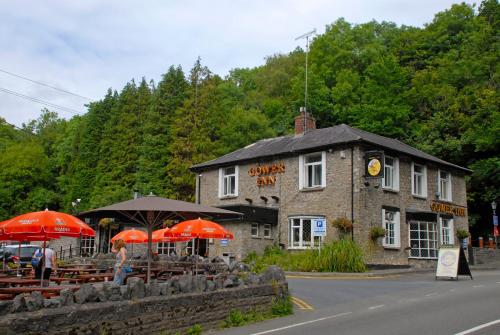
[
  {"left": 185, "top": 324, "right": 202, "bottom": 335},
  {"left": 456, "top": 228, "right": 470, "bottom": 239},
  {"left": 271, "top": 295, "right": 293, "bottom": 316},
  {"left": 331, "top": 217, "right": 353, "bottom": 233},
  {"left": 0, "top": 1, "right": 496, "bottom": 237},
  {"left": 370, "top": 227, "right": 386, "bottom": 240},
  {"left": 246, "top": 241, "right": 366, "bottom": 273}
]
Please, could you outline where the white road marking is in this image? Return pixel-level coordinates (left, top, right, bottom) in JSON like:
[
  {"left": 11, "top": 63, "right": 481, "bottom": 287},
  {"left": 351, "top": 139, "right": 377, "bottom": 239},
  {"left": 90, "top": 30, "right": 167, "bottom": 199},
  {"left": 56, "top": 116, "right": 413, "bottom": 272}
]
[
  {"left": 472, "top": 285, "right": 484, "bottom": 288},
  {"left": 454, "top": 319, "right": 500, "bottom": 335},
  {"left": 249, "top": 312, "right": 353, "bottom": 335},
  {"left": 449, "top": 289, "right": 456, "bottom": 292},
  {"left": 425, "top": 293, "right": 437, "bottom": 297},
  {"left": 368, "top": 305, "right": 385, "bottom": 310},
  {"left": 496, "top": 281, "right": 500, "bottom": 284}
]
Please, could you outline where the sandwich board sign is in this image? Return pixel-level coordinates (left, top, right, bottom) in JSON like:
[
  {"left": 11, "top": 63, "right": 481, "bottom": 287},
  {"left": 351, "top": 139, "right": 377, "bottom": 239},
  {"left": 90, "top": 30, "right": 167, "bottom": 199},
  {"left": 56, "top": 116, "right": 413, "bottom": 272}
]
[{"left": 436, "top": 246, "right": 473, "bottom": 280}]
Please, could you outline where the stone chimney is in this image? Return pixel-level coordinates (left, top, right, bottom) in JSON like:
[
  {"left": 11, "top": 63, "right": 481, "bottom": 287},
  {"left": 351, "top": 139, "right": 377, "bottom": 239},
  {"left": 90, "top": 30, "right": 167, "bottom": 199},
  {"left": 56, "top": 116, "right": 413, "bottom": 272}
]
[{"left": 294, "top": 107, "right": 316, "bottom": 135}]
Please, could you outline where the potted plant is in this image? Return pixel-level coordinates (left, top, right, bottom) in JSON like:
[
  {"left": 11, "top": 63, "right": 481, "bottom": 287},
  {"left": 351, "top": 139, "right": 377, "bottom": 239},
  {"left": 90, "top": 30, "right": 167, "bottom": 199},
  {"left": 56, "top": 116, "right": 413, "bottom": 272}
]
[
  {"left": 370, "top": 227, "right": 386, "bottom": 246},
  {"left": 331, "top": 217, "right": 353, "bottom": 239},
  {"left": 456, "top": 228, "right": 469, "bottom": 248}
]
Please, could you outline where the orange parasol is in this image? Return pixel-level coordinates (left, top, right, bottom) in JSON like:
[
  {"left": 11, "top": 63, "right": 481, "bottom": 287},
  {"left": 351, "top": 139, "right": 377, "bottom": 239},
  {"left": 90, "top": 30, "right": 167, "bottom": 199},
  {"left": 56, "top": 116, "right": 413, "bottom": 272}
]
[
  {"left": 0, "top": 210, "right": 95, "bottom": 285},
  {"left": 1, "top": 209, "right": 95, "bottom": 237},
  {"left": 151, "top": 228, "right": 191, "bottom": 243},
  {"left": 111, "top": 229, "right": 148, "bottom": 244},
  {"left": 166, "top": 218, "right": 234, "bottom": 239}
]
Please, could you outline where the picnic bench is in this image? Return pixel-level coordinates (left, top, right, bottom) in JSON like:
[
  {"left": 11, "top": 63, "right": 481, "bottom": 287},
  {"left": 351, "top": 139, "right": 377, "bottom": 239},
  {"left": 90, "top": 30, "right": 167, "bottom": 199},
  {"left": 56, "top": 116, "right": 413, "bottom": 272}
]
[{"left": 0, "top": 278, "right": 42, "bottom": 287}]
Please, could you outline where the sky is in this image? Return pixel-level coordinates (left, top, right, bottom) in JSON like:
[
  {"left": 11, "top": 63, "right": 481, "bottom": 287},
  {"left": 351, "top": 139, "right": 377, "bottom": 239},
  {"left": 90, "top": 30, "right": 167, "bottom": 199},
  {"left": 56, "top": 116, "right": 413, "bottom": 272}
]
[{"left": 0, "top": 0, "right": 475, "bottom": 127}]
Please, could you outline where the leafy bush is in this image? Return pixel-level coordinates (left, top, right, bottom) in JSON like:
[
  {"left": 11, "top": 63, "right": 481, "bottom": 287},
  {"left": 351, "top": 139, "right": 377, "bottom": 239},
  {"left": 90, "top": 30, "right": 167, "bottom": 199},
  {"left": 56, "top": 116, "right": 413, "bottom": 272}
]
[
  {"left": 186, "top": 324, "right": 202, "bottom": 335},
  {"left": 247, "top": 240, "right": 366, "bottom": 273},
  {"left": 370, "top": 227, "right": 386, "bottom": 240},
  {"left": 271, "top": 295, "right": 293, "bottom": 316},
  {"left": 331, "top": 217, "right": 353, "bottom": 233},
  {"left": 456, "top": 229, "right": 469, "bottom": 240}
]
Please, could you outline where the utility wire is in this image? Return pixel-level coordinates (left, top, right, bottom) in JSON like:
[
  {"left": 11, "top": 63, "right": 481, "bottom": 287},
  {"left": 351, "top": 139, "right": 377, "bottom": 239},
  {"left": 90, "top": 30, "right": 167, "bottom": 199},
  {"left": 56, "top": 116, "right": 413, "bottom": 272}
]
[
  {"left": 0, "top": 86, "right": 84, "bottom": 115},
  {"left": 0, "top": 68, "right": 92, "bottom": 101},
  {"left": 0, "top": 119, "right": 38, "bottom": 137}
]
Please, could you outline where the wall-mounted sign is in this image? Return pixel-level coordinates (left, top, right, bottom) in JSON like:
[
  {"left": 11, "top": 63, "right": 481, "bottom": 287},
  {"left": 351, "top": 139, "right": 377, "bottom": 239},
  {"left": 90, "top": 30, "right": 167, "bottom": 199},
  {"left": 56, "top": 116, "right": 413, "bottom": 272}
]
[
  {"left": 364, "top": 151, "right": 384, "bottom": 178},
  {"left": 430, "top": 202, "right": 466, "bottom": 217},
  {"left": 248, "top": 162, "right": 285, "bottom": 187}
]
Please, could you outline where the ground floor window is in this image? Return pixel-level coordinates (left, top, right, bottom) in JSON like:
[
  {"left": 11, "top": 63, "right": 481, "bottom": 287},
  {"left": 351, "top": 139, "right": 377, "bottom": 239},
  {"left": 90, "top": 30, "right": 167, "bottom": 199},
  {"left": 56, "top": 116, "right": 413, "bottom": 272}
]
[
  {"left": 251, "top": 223, "right": 259, "bottom": 237},
  {"left": 263, "top": 224, "right": 271, "bottom": 238},
  {"left": 440, "top": 218, "right": 454, "bottom": 245},
  {"left": 409, "top": 221, "right": 438, "bottom": 259},
  {"left": 80, "top": 237, "right": 95, "bottom": 256},
  {"left": 157, "top": 242, "right": 176, "bottom": 255},
  {"left": 289, "top": 217, "right": 323, "bottom": 249}
]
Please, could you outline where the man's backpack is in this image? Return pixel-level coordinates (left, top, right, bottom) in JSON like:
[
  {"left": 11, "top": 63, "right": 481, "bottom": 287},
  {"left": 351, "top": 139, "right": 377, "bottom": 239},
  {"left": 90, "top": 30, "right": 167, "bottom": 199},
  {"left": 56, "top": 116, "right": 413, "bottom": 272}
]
[{"left": 31, "top": 249, "right": 44, "bottom": 268}]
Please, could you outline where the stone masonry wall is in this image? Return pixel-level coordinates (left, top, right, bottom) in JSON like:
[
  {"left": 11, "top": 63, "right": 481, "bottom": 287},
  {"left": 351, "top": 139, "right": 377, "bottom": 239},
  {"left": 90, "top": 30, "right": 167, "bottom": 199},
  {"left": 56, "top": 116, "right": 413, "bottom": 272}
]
[
  {"left": 0, "top": 282, "right": 288, "bottom": 335},
  {"left": 198, "top": 144, "right": 469, "bottom": 266}
]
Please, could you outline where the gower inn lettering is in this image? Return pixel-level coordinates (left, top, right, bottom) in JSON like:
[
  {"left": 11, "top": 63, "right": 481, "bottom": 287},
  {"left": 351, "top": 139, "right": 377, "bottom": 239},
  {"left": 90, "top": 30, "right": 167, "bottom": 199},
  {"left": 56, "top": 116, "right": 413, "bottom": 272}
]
[
  {"left": 430, "top": 202, "right": 466, "bottom": 217},
  {"left": 248, "top": 163, "right": 285, "bottom": 186}
]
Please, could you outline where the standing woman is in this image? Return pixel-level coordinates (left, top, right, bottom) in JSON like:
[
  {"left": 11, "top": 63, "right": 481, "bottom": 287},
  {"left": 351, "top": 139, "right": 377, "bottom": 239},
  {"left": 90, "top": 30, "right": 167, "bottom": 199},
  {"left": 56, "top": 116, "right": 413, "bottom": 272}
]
[{"left": 112, "top": 239, "right": 127, "bottom": 285}]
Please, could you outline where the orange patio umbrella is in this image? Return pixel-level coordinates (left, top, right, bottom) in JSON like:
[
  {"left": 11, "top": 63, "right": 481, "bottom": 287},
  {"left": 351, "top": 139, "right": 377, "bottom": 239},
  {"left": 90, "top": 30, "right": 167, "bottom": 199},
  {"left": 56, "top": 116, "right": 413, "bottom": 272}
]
[
  {"left": 111, "top": 229, "right": 148, "bottom": 244},
  {"left": 166, "top": 218, "right": 234, "bottom": 240},
  {"left": 151, "top": 227, "right": 191, "bottom": 243},
  {"left": 166, "top": 218, "right": 234, "bottom": 273},
  {"left": 0, "top": 209, "right": 95, "bottom": 285}
]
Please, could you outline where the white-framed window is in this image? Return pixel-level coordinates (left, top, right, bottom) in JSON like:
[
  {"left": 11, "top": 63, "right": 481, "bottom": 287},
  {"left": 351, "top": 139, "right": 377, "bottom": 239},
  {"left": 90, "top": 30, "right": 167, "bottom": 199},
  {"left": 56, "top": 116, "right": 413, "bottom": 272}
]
[
  {"left": 263, "top": 224, "right": 271, "bottom": 238},
  {"left": 218, "top": 166, "right": 239, "bottom": 197},
  {"left": 382, "top": 156, "right": 399, "bottom": 191},
  {"left": 411, "top": 163, "right": 427, "bottom": 198},
  {"left": 80, "top": 237, "right": 95, "bottom": 256},
  {"left": 299, "top": 152, "right": 326, "bottom": 189},
  {"left": 438, "top": 170, "right": 452, "bottom": 201},
  {"left": 288, "top": 216, "right": 324, "bottom": 249},
  {"left": 157, "top": 242, "right": 176, "bottom": 255},
  {"left": 251, "top": 223, "right": 259, "bottom": 237},
  {"left": 382, "top": 209, "right": 400, "bottom": 248},
  {"left": 409, "top": 221, "right": 438, "bottom": 259},
  {"left": 440, "top": 217, "right": 454, "bottom": 245}
]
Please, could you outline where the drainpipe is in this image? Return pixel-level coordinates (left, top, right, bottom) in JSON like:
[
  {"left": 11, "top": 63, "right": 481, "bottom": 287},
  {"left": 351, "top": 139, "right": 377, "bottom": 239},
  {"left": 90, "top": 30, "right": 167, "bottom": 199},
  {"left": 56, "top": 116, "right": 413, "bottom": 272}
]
[
  {"left": 195, "top": 174, "right": 201, "bottom": 204},
  {"left": 351, "top": 147, "right": 355, "bottom": 242}
]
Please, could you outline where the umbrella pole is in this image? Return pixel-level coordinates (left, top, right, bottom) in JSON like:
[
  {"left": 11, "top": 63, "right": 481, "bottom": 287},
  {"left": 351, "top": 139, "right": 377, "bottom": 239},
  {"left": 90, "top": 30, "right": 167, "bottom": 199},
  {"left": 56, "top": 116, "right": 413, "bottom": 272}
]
[
  {"left": 16, "top": 241, "right": 21, "bottom": 277},
  {"left": 40, "top": 237, "right": 46, "bottom": 287},
  {"left": 147, "top": 224, "right": 152, "bottom": 284}
]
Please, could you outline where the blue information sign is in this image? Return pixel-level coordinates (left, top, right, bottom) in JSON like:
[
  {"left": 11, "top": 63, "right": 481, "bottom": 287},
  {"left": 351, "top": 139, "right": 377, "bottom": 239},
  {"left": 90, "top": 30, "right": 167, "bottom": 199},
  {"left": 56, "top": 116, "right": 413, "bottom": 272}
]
[
  {"left": 312, "top": 219, "right": 326, "bottom": 237},
  {"left": 494, "top": 215, "right": 498, "bottom": 226},
  {"left": 221, "top": 239, "right": 228, "bottom": 247}
]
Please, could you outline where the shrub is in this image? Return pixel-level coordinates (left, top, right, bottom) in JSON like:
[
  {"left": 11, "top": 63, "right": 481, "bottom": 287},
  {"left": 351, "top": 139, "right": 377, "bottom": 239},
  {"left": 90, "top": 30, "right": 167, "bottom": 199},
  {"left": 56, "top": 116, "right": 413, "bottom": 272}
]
[
  {"left": 271, "top": 295, "right": 293, "bottom": 316},
  {"left": 186, "top": 324, "right": 202, "bottom": 335},
  {"left": 456, "top": 229, "right": 469, "bottom": 240},
  {"left": 331, "top": 217, "right": 353, "bottom": 233},
  {"left": 369, "top": 227, "right": 386, "bottom": 240}
]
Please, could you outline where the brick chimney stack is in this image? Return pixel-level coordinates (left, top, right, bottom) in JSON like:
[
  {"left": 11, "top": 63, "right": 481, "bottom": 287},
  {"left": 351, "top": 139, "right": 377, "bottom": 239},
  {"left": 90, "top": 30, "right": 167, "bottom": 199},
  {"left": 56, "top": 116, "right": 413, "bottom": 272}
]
[{"left": 294, "top": 107, "right": 316, "bottom": 135}]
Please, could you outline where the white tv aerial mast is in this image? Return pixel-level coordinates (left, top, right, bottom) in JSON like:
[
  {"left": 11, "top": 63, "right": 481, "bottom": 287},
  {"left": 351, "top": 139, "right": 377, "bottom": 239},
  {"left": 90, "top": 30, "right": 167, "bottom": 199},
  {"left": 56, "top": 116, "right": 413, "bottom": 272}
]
[{"left": 295, "top": 28, "right": 316, "bottom": 114}]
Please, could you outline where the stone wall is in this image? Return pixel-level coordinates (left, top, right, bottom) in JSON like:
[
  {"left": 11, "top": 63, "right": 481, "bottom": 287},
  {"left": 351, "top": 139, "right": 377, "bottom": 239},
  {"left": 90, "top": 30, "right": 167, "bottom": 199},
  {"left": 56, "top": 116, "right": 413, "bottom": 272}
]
[
  {"left": 471, "top": 247, "right": 500, "bottom": 267},
  {"left": 0, "top": 282, "right": 288, "bottom": 335}
]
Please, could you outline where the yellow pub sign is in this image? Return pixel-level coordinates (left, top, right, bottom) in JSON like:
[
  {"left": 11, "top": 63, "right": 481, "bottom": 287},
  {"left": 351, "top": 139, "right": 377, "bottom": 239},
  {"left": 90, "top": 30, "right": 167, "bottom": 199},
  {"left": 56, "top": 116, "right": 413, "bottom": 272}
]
[
  {"left": 248, "top": 163, "right": 285, "bottom": 186},
  {"left": 430, "top": 202, "right": 466, "bottom": 217}
]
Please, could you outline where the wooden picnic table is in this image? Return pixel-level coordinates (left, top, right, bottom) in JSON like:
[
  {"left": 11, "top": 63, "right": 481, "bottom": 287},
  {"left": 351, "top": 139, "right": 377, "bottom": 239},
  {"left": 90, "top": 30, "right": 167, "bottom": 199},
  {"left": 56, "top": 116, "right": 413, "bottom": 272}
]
[
  {"left": 56, "top": 268, "right": 104, "bottom": 278},
  {"left": 59, "top": 263, "right": 96, "bottom": 269},
  {"left": 0, "top": 277, "right": 45, "bottom": 287},
  {"left": 77, "top": 273, "right": 114, "bottom": 283},
  {"left": 0, "top": 285, "right": 80, "bottom": 299}
]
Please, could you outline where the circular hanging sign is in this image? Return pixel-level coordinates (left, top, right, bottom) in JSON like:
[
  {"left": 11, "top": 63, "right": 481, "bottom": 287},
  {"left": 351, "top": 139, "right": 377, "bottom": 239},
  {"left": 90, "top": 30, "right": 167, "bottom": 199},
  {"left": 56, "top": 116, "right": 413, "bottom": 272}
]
[{"left": 367, "top": 158, "right": 382, "bottom": 177}]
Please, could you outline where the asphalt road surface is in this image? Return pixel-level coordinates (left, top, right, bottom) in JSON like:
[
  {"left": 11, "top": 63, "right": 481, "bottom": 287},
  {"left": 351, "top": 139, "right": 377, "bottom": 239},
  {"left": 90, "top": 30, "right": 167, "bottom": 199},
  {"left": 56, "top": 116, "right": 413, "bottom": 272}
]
[{"left": 211, "top": 270, "right": 500, "bottom": 335}]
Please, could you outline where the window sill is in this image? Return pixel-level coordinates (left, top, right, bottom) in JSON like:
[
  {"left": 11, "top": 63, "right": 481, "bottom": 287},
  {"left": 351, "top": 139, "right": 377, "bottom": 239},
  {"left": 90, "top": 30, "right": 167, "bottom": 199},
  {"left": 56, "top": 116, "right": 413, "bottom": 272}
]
[
  {"left": 408, "top": 256, "right": 438, "bottom": 260},
  {"left": 300, "top": 186, "right": 325, "bottom": 192},
  {"left": 383, "top": 246, "right": 400, "bottom": 250},
  {"left": 382, "top": 188, "right": 399, "bottom": 194},
  {"left": 437, "top": 198, "right": 453, "bottom": 203},
  {"left": 412, "top": 194, "right": 427, "bottom": 200},
  {"left": 219, "top": 195, "right": 237, "bottom": 200}
]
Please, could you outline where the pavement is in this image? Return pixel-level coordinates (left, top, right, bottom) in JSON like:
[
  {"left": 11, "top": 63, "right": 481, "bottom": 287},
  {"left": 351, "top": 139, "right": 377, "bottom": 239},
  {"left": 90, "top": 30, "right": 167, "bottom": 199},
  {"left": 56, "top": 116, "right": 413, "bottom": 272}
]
[{"left": 285, "top": 264, "right": 499, "bottom": 278}]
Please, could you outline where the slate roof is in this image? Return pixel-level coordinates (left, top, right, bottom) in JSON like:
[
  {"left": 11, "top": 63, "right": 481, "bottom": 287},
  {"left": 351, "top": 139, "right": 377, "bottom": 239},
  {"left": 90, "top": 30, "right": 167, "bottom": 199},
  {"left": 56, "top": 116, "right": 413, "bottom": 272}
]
[{"left": 191, "top": 124, "right": 470, "bottom": 173}]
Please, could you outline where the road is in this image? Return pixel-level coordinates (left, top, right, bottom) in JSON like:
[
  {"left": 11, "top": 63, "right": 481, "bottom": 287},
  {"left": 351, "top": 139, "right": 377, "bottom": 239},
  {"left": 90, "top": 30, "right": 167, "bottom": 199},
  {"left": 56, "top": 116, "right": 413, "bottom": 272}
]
[{"left": 211, "top": 270, "right": 500, "bottom": 335}]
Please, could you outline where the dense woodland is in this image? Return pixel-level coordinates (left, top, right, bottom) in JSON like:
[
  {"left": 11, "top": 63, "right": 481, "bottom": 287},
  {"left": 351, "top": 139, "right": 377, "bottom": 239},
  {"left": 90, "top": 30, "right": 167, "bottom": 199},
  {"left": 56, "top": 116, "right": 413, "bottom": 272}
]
[{"left": 0, "top": 1, "right": 498, "bottom": 239}]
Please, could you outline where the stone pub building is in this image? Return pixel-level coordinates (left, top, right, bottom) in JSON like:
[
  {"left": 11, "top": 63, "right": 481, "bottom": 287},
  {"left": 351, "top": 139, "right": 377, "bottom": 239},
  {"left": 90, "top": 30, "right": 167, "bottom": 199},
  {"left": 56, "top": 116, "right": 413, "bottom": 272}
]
[{"left": 191, "top": 111, "right": 470, "bottom": 266}]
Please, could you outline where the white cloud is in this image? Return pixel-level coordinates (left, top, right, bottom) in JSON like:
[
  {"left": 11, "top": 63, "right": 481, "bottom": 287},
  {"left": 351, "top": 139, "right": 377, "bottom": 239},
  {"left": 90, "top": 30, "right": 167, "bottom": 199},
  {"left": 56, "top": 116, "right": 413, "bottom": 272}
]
[{"left": 0, "top": 0, "right": 473, "bottom": 126}]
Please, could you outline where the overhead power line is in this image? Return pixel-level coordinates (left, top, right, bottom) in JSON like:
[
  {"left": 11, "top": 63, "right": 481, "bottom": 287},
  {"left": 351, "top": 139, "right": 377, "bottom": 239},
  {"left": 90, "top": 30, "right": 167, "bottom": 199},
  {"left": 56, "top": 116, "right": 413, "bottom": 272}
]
[
  {"left": 0, "top": 68, "right": 92, "bottom": 101},
  {"left": 0, "top": 119, "right": 38, "bottom": 137},
  {"left": 0, "top": 86, "right": 84, "bottom": 115}
]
